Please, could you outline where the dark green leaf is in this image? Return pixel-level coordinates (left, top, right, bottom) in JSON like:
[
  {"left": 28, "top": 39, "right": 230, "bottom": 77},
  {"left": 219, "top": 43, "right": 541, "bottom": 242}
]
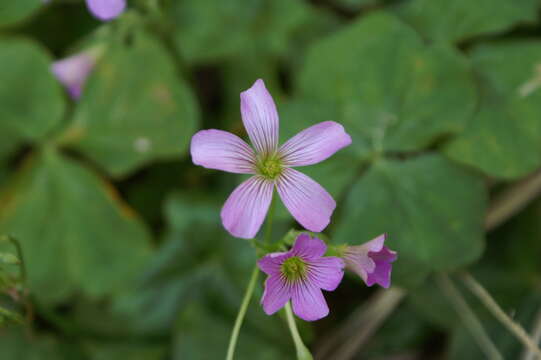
[
  {"left": 298, "top": 12, "right": 477, "bottom": 160},
  {"left": 67, "top": 31, "right": 199, "bottom": 177},
  {"left": 445, "top": 41, "right": 541, "bottom": 179},
  {"left": 0, "top": 38, "right": 65, "bottom": 158},
  {"left": 334, "top": 154, "right": 487, "bottom": 287},
  {"left": 0, "top": 148, "right": 152, "bottom": 305}
]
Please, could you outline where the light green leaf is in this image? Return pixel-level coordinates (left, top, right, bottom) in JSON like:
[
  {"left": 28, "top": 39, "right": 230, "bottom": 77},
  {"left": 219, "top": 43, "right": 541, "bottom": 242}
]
[
  {"left": 333, "top": 154, "right": 487, "bottom": 287},
  {"left": 395, "top": 0, "right": 539, "bottom": 43},
  {"left": 0, "top": 1, "right": 42, "bottom": 27},
  {"left": 0, "top": 148, "right": 152, "bottom": 305},
  {"left": 445, "top": 41, "right": 541, "bottom": 179},
  {"left": 298, "top": 12, "right": 477, "bottom": 160},
  {"left": 171, "top": 0, "right": 312, "bottom": 64},
  {"left": 0, "top": 38, "right": 65, "bottom": 159},
  {"left": 67, "top": 31, "right": 199, "bottom": 177}
]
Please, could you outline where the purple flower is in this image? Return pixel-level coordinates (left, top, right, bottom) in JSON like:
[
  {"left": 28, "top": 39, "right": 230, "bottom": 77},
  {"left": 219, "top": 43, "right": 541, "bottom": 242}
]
[
  {"left": 343, "top": 234, "right": 397, "bottom": 288},
  {"left": 191, "top": 79, "right": 352, "bottom": 239},
  {"left": 258, "top": 233, "right": 344, "bottom": 321},
  {"left": 51, "top": 51, "right": 97, "bottom": 100},
  {"left": 86, "top": 0, "right": 126, "bottom": 21}
]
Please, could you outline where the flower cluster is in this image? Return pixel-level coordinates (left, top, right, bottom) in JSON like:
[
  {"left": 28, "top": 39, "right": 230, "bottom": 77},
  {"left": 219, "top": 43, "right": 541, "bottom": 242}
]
[{"left": 191, "top": 79, "right": 397, "bottom": 321}]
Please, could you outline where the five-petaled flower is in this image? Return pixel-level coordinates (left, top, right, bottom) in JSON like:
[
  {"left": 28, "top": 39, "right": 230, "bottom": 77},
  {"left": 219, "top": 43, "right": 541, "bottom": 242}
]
[
  {"left": 343, "top": 234, "right": 397, "bottom": 288},
  {"left": 258, "top": 233, "right": 344, "bottom": 321},
  {"left": 190, "top": 79, "right": 352, "bottom": 239}
]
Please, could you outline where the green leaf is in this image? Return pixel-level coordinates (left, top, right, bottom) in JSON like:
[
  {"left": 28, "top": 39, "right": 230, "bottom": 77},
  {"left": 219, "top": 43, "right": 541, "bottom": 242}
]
[
  {"left": 84, "top": 342, "right": 165, "bottom": 360},
  {"left": 395, "top": 0, "right": 539, "bottom": 43},
  {"left": 445, "top": 41, "right": 541, "bottom": 179},
  {"left": 0, "top": 38, "right": 65, "bottom": 159},
  {"left": 0, "top": 1, "right": 42, "bottom": 27},
  {"left": 333, "top": 154, "right": 487, "bottom": 287},
  {"left": 298, "top": 12, "right": 477, "bottom": 160},
  {"left": 0, "top": 148, "right": 152, "bottom": 305},
  {"left": 0, "top": 329, "right": 63, "bottom": 359},
  {"left": 171, "top": 0, "right": 312, "bottom": 64},
  {"left": 67, "top": 31, "right": 199, "bottom": 177}
]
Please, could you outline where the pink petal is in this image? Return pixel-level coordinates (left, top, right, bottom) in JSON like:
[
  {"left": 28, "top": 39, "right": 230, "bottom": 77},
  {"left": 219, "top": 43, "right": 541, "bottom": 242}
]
[
  {"left": 220, "top": 176, "right": 274, "bottom": 239},
  {"left": 291, "top": 233, "right": 327, "bottom": 259},
  {"left": 308, "top": 257, "right": 345, "bottom": 291},
  {"left": 258, "top": 251, "right": 289, "bottom": 276},
  {"left": 240, "top": 79, "right": 279, "bottom": 155},
  {"left": 366, "top": 247, "right": 397, "bottom": 289},
  {"left": 359, "top": 234, "right": 386, "bottom": 253},
  {"left": 291, "top": 282, "right": 329, "bottom": 321},
  {"left": 261, "top": 275, "right": 291, "bottom": 315},
  {"left": 276, "top": 168, "right": 336, "bottom": 233},
  {"left": 86, "top": 0, "right": 126, "bottom": 21},
  {"left": 191, "top": 129, "right": 256, "bottom": 174},
  {"left": 279, "top": 121, "right": 352, "bottom": 166},
  {"left": 51, "top": 52, "right": 96, "bottom": 100}
]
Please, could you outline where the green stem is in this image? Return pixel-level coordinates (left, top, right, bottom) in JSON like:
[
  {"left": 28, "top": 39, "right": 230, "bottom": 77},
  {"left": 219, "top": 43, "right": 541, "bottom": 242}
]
[
  {"left": 437, "top": 273, "right": 502, "bottom": 360},
  {"left": 7, "top": 236, "right": 26, "bottom": 284},
  {"left": 284, "top": 302, "right": 313, "bottom": 360},
  {"left": 225, "top": 265, "right": 259, "bottom": 360},
  {"left": 225, "top": 195, "right": 277, "bottom": 359},
  {"left": 460, "top": 271, "right": 541, "bottom": 358}
]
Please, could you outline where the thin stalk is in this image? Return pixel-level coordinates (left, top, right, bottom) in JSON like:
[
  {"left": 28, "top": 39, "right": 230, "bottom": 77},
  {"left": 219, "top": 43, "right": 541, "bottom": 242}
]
[
  {"left": 460, "top": 272, "right": 541, "bottom": 358},
  {"left": 284, "top": 302, "right": 313, "bottom": 360},
  {"left": 521, "top": 306, "right": 541, "bottom": 360},
  {"left": 437, "top": 274, "right": 503, "bottom": 360},
  {"left": 225, "top": 196, "right": 277, "bottom": 360},
  {"left": 225, "top": 265, "right": 259, "bottom": 360}
]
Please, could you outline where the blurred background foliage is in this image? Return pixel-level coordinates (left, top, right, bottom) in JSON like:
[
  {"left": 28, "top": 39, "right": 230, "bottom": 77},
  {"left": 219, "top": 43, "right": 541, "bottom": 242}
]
[{"left": 0, "top": 0, "right": 540, "bottom": 359}]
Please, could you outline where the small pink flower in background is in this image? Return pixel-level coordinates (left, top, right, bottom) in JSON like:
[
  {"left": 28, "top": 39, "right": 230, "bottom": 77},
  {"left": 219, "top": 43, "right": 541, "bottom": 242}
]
[
  {"left": 258, "top": 233, "right": 344, "bottom": 321},
  {"left": 191, "top": 79, "right": 352, "bottom": 239},
  {"left": 86, "top": 0, "right": 126, "bottom": 21},
  {"left": 344, "top": 234, "right": 397, "bottom": 288},
  {"left": 52, "top": 51, "right": 97, "bottom": 100}
]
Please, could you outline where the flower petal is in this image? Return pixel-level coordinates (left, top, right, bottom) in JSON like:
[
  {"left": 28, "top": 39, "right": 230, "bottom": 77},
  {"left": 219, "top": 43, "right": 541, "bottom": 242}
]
[
  {"left": 366, "top": 246, "right": 397, "bottom": 289},
  {"left": 86, "top": 0, "right": 126, "bottom": 21},
  {"left": 240, "top": 79, "right": 279, "bottom": 154},
  {"left": 291, "top": 233, "right": 327, "bottom": 259},
  {"left": 52, "top": 52, "right": 96, "bottom": 100},
  {"left": 359, "top": 234, "right": 386, "bottom": 253},
  {"left": 308, "top": 257, "right": 345, "bottom": 291},
  {"left": 276, "top": 168, "right": 336, "bottom": 232},
  {"left": 280, "top": 121, "right": 352, "bottom": 166},
  {"left": 221, "top": 176, "right": 274, "bottom": 239},
  {"left": 191, "top": 129, "right": 256, "bottom": 174},
  {"left": 261, "top": 275, "right": 291, "bottom": 315},
  {"left": 291, "top": 282, "right": 329, "bottom": 321},
  {"left": 258, "top": 251, "right": 289, "bottom": 276}
]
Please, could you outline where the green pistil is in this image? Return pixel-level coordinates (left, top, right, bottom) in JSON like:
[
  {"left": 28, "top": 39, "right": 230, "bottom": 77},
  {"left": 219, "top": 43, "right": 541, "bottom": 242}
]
[
  {"left": 281, "top": 256, "right": 307, "bottom": 282},
  {"left": 256, "top": 154, "right": 283, "bottom": 180}
]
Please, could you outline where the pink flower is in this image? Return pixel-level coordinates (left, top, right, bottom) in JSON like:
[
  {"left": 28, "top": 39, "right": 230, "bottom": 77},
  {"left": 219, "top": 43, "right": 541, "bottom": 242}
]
[
  {"left": 86, "top": 0, "right": 126, "bottom": 21},
  {"left": 343, "top": 234, "right": 397, "bottom": 288},
  {"left": 258, "top": 234, "right": 344, "bottom": 321},
  {"left": 190, "top": 79, "right": 352, "bottom": 239},
  {"left": 51, "top": 51, "right": 97, "bottom": 100}
]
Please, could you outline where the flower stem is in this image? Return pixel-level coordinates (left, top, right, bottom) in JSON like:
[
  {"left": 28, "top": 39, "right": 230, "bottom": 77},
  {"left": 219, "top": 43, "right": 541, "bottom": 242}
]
[
  {"left": 225, "top": 265, "right": 259, "bottom": 360},
  {"left": 284, "top": 302, "right": 313, "bottom": 360},
  {"left": 460, "top": 271, "right": 541, "bottom": 358},
  {"left": 437, "top": 273, "right": 503, "bottom": 360}
]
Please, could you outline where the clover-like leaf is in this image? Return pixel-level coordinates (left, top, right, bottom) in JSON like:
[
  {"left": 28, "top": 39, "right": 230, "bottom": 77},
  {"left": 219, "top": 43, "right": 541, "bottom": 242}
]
[
  {"left": 0, "top": 0, "right": 43, "bottom": 27},
  {"left": 445, "top": 41, "right": 541, "bottom": 179},
  {"left": 298, "top": 12, "right": 477, "bottom": 160},
  {"left": 66, "top": 31, "right": 199, "bottom": 177},
  {"left": 334, "top": 154, "right": 487, "bottom": 287},
  {"left": 0, "top": 148, "right": 152, "bottom": 305},
  {"left": 0, "top": 38, "right": 65, "bottom": 159},
  {"left": 395, "top": 0, "right": 539, "bottom": 44}
]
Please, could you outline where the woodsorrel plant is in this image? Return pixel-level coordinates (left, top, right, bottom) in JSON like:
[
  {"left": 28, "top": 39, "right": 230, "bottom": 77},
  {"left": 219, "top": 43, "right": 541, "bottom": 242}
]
[{"left": 190, "top": 79, "right": 397, "bottom": 359}]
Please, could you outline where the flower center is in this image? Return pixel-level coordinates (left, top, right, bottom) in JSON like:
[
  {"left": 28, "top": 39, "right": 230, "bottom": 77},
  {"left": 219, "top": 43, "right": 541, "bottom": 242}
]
[
  {"left": 281, "top": 256, "right": 307, "bottom": 282},
  {"left": 257, "top": 155, "right": 283, "bottom": 180}
]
